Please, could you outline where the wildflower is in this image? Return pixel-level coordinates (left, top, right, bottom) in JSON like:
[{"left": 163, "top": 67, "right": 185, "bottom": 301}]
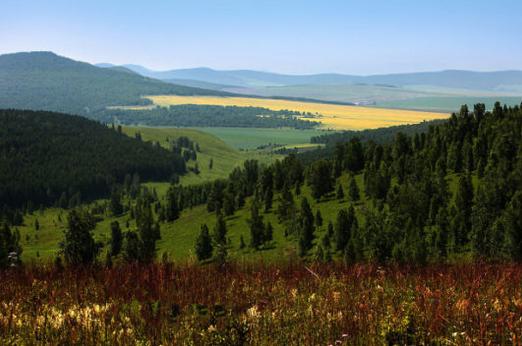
[
  {"left": 247, "top": 305, "right": 260, "bottom": 319},
  {"left": 332, "top": 291, "right": 341, "bottom": 303},
  {"left": 455, "top": 299, "right": 470, "bottom": 313}
]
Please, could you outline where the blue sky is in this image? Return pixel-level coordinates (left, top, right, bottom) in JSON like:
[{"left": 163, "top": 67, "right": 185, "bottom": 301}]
[{"left": 1, "top": 0, "right": 521, "bottom": 74}]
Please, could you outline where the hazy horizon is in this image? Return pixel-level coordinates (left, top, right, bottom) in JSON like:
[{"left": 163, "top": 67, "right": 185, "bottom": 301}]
[{"left": 2, "top": 0, "right": 522, "bottom": 75}]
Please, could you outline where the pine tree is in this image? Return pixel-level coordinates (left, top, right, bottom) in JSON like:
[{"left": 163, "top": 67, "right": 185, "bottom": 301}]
[
  {"left": 195, "top": 224, "right": 213, "bottom": 261},
  {"left": 277, "top": 183, "right": 295, "bottom": 222},
  {"left": 110, "top": 221, "right": 122, "bottom": 257},
  {"left": 336, "top": 184, "right": 345, "bottom": 200},
  {"left": 335, "top": 207, "right": 357, "bottom": 251},
  {"left": 348, "top": 176, "right": 360, "bottom": 202},
  {"left": 213, "top": 212, "right": 227, "bottom": 245},
  {"left": 298, "top": 198, "right": 315, "bottom": 256},
  {"left": 165, "top": 189, "right": 180, "bottom": 222},
  {"left": 264, "top": 222, "right": 273, "bottom": 242},
  {"left": 110, "top": 188, "right": 124, "bottom": 216},
  {"left": 308, "top": 160, "right": 334, "bottom": 200},
  {"left": 264, "top": 188, "right": 273, "bottom": 212},
  {"left": 454, "top": 173, "right": 474, "bottom": 245},
  {"left": 315, "top": 210, "right": 323, "bottom": 228},
  {"left": 248, "top": 201, "right": 265, "bottom": 249},
  {"left": 61, "top": 210, "right": 101, "bottom": 265},
  {"left": 135, "top": 197, "right": 158, "bottom": 262},
  {"left": 503, "top": 191, "right": 522, "bottom": 261},
  {"left": 0, "top": 223, "right": 22, "bottom": 268}
]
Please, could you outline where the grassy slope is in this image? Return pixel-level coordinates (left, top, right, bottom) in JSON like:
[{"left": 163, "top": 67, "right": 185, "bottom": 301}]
[
  {"left": 17, "top": 126, "right": 280, "bottom": 261},
  {"left": 18, "top": 171, "right": 467, "bottom": 263},
  {"left": 197, "top": 127, "right": 326, "bottom": 150}
]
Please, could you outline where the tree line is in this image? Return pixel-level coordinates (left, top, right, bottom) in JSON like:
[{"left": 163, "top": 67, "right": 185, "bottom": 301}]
[{"left": 98, "top": 105, "right": 320, "bottom": 129}]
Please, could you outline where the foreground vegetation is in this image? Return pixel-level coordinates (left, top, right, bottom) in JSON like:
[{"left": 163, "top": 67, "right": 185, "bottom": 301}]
[
  {"left": 1, "top": 262, "right": 521, "bottom": 345},
  {"left": 146, "top": 95, "right": 449, "bottom": 130}
]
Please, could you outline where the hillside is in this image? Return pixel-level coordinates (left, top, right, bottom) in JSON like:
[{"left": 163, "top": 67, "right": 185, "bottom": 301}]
[
  {"left": 0, "top": 109, "right": 186, "bottom": 215},
  {"left": 0, "top": 52, "right": 229, "bottom": 115},
  {"left": 121, "top": 65, "right": 522, "bottom": 91}
]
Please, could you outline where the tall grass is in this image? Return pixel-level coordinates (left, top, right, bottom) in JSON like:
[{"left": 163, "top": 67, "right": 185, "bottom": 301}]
[{"left": 1, "top": 261, "right": 521, "bottom": 344}]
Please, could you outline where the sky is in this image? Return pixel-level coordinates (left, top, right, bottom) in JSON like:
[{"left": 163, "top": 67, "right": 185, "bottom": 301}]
[{"left": 1, "top": 0, "right": 521, "bottom": 75}]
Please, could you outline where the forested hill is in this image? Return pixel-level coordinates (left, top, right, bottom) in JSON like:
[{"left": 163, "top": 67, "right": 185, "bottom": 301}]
[
  {"left": 0, "top": 109, "right": 186, "bottom": 217},
  {"left": 171, "top": 102, "right": 522, "bottom": 263},
  {"left": 0, "top": 52, "right": 230, "bottom": 115},
  {"left": 308, "top": 101, "right": 522, "bottom": 262}
]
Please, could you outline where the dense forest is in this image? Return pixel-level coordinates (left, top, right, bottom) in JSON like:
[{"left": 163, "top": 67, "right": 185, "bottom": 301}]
[
  {"left": 163, "top": 102, "right": 522, "bottom": 263},
  {"left": 0, "top": 52, "right": 230, "bottom": 116},
  {"left": 0, "top": 109, "right": 186, "bottom": 221},
  {"left": 98, "top": 105, "right": 320, "bottom": 128},
  {"left": 310, "top": 119, "right": 445, "bottom": 145}
]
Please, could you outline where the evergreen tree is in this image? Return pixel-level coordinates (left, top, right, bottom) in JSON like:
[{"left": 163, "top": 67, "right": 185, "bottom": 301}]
[
  {"left": 165, "top": 189, "right": 180, "bottom": 222},
  {"left": 264, "top": 188, "right": 273, "bottom": 212},
  {"left": 315, "top": 210, "right": 323, "bottom": 228},
  {"left": 335, "top": 207, "right": 357, "bottom": 251},
  {"left": 213, "top": 212, "right": 227, "bottom": 245},
  {"left": 298, "top": 197, "right": 315, "bottom": 256},
  {"left": 195, "top": 224, "right": 213, "bottom": 261},
  {"left": 277, "top": 183, "right": 295, "bottom": 222},
  {"left": 248, "top": 201, "right": 265, "bottom": 249},
  {"left": 454, "top": 173, "right": 474, "bottom": 246},
  {"left": 308, "top": 160, "right": 334, "bottom": 200},
  {"left": 135, "top": 197, "right": 158, "bottom": 262},
  {"left": 0, "top": 223, "right": 22, "bottom": 268},
  {"left": 504, "top": 191, "right": 522, "bottom": 261},
  {"left": 110, "top": 221, "right": 122, "bottom": 257},
  {"left": 336, "top": 184, "right": 345, "bottom": 200},
  {"left": 110, "top": 188, "right": 124, "bottom": 216},
  {"left": 348, "top": 176, "right": 360, "bottom": 202},
  {"left": 61, "top": 209, "right": 101, "bottom": 265},
  {"left": 264, "top": 222, "right": 273, "bottom": 242}
]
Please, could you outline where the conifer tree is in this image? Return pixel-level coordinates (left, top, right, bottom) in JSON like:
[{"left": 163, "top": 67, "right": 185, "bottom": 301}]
[
  {"left": 61, "top": 209, "right": 101, "bottom": 265},
  {"left": 315, "top": 210, "right": 323, "bottom": 228},
  {"left": 348, "top": 176, "right": 360, "bottom": 202},
  {"left": 213, "top": 212, "right": 227, "bottom": 245},
  {"left": 298, "top": 197, "right": 315, "bottom": 256},
  {"left": 336, "top": 184, "right": 345, "bottom": 200},
  {"left": 248, "top": 201, "right": 265, "bottom": 249},
  {"left": 110, "top": 221, "right": 122, "bottom": 257},
  {"left": 195, "top": 224, "right": 213, "bottom": 261}
]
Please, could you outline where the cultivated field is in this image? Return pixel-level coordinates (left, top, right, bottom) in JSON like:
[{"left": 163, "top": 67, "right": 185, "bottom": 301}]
[
  {"left": 197, "top": 127, "right": 326, "bottom": 150},
  {"left": 146, "top": 95, "right": 449, "bottom": 130}
]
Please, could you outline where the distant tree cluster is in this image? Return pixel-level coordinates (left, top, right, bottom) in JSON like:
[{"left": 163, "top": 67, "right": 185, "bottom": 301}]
[{"left": 98, "top": 105, "right": 319, "bottom": 129}]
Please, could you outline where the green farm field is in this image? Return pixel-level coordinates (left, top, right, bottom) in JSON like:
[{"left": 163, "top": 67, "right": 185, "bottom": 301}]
[
  {"left": 196, "top": 127, "right": 328, "bottom": 150},
  {"left": 122, "top": 126, "right": 282, "bottom": 185}
]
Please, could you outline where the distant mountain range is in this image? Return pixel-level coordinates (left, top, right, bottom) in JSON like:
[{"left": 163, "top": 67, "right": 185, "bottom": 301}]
[
  {"left": 98, "top": 64, "right": 522, "bottom": 92},
  {"left": 0, "top": 51, "right": 229, "bottom": 115}
]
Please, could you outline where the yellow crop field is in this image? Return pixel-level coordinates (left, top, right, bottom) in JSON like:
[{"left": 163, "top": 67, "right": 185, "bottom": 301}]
[{"left": 146, "top": 95, "right": 449, "bottom": 130}]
